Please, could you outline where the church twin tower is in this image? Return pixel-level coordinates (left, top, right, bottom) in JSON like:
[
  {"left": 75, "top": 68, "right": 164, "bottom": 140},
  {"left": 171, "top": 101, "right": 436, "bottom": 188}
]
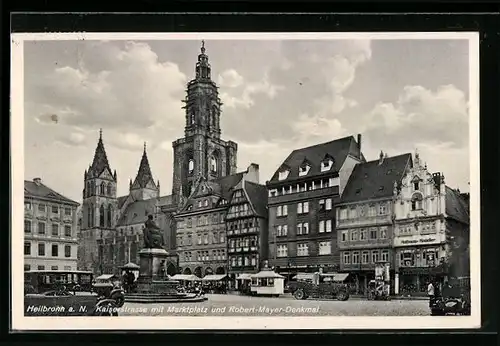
[{"left": 80, "top": 41, "right": 238, "bottom": 248}]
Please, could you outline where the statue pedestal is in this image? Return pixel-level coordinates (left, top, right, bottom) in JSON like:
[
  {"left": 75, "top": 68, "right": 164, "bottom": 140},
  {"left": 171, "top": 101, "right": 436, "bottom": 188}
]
[{"left": 136, "top": 248, "right": 181, "bottom": 295}]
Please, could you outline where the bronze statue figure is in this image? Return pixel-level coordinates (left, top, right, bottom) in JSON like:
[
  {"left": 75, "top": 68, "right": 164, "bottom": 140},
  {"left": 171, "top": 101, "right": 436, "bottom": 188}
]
[{"left": 143, "top": 215, "right": 164, "bottom": 249}]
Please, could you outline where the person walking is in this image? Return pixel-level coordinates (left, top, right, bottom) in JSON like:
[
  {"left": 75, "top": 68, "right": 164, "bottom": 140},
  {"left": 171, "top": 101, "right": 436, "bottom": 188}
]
[{"left": 427, "top": 280, "right": 435, "bottom": 307}]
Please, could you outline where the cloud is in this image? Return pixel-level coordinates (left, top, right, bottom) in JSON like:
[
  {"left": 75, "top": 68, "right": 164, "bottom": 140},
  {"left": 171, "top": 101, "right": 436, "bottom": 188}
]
[
  {"left": 362, "top": 84, "right": 469, "bottom": 149},
  {"left": 55, "top": 132, "right": 87, "bottom": 147},
  {"left": 220, "top": 72, "right": 285, "bottom": 109},
  {"left": 217, "top": 69, "right": 244, "bottom": 88},
  {"left": 30, "top": 41, "right": 187, "bottom": 133}
]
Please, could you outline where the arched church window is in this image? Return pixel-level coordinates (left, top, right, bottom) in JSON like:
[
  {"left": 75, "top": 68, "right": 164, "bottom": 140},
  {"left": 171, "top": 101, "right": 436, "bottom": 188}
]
[
  {"left": 100, "top": 183, "right": 106, "bottom": 195},
  {"left": 211, "top": 106, "right": 217, "bottom": 127},
  {"left": 87, "top": 204, "right": 93, "bottom": 228},
  {"left": 188, "top": 159, "right": 194, "bottom": 174},
  {"left": 107, "top": 183, "right": 112, "bottom": 196},
  {"left": 107, "top": 205, "right": 113, "bottom": 228},
  {"left": 100, "top": 205, "right": 105, "bottom": 227},
  {"left": 190, "top": 112, "right": 195, "bottom": 125},
  {"left": 411, "top": 193, "right": 423, "bottom": 211},
  {"left": 86, "top": 182, "right": 91, "bottom": 197},
  {"left": 210, "top": 156, "right": 217, "bottom": 173}
]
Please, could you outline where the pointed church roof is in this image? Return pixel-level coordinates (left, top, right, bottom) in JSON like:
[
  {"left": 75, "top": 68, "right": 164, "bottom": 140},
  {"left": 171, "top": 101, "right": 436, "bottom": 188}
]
[
  {"left": 89, "top": 129, "right": 113, "bottom": 178},
  {"left": 132, "top": 142, "right": 156, "bottom": 189}
]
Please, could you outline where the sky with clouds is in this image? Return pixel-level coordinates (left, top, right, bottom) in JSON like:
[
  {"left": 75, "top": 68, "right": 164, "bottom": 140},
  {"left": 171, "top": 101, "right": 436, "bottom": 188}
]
[{"left": 23, "top": 38, "right": 471, "bottom": 203}]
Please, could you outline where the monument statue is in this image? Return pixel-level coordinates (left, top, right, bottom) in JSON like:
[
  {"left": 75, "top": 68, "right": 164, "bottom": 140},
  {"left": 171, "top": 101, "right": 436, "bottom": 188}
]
[{"left": 143, "top": 215, "right": 164, "bottom": 249}]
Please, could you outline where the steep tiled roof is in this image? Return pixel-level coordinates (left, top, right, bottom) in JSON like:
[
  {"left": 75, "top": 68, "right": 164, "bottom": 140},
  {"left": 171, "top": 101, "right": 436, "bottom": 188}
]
[
  {"left": 244, "top": 181, "right": 268, "bottom": 218},
  {"left": 24, "top": 180, "right": 79, "bottom": 206},
  {"left": 157, "top": 195, "right": 173, "bottom": 206},
  {"left": 445, "top": 187, "right": 470, "bottom": 224},
  {"left": 88, "top": 131, "right": 113, "bottom": 179},
  {"left": 116, "top": 199, "right": 158, "bottom": 227},
  {"left": 216, "top": 172, "right": 245, "bottom": 200},
  {"left": 117, "top": 196, "right": 128, "bottom": 209},
  {"left": 340, "top": 153, "right": 412, "bottom": 204},
  {"left": 132, "top": 144, "right": 156, "bottom": 189},
  {"left": 268, "top": 135, "right": 363, "bottom": 183}
]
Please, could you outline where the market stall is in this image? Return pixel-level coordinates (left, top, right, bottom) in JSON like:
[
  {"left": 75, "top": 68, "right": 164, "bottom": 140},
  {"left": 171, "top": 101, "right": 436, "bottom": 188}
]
[
  {"left": 202, "top": 274, "right": 228, "bottom": 294},
  {"left": 250, "top": 270, "right": 285, "bottom": 297}
]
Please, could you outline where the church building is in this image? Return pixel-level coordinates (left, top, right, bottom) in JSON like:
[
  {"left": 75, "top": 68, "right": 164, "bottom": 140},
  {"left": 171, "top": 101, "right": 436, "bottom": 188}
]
[{"left": 77, "top": 41, "right": 252, "bottom": 276}]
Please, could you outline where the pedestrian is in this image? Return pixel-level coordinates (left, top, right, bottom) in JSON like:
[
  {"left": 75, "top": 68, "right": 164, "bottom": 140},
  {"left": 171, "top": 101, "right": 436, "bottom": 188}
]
[{"left": 427, "top": 280, "right": 435, "bottom": 307}]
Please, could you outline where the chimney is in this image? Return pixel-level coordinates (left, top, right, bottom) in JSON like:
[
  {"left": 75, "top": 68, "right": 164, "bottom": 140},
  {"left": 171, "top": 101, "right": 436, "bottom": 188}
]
[
  {"left": 357, "top": 134, "right": 362, "bottom": 152},
  {"left": 245, "top": 163, "right": 260, "bottom": 184},
  {"left": 33, "top": 178, "right": 42, "bottom": 185}
]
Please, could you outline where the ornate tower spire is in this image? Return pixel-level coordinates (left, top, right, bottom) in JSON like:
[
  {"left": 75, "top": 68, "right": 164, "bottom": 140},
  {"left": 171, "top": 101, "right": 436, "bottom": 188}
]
[
  {"left": 89, "top": 129, "right": 114, "bottom": 179},
  {"left": 133, "top": 142, "right": 154, "bottom": 188},
  {"left": 195, "top": 40, "right": 211, "bottom": 80}
]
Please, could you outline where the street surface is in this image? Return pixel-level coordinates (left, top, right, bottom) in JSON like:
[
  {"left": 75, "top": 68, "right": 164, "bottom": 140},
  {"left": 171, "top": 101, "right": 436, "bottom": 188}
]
[{"left": 119, "top": 293, "right": 431, "bottom": 316}]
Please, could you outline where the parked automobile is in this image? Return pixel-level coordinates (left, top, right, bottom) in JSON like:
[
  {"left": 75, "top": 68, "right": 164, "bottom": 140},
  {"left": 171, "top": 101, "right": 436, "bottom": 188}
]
[
  {"left": 430, "top": 277, "right": 471, "bottom": 316},
  {"left": 24, "top": 270, "right": 125, "bottom": 316},
  {"left": 292, "top": 272, "right": 350, "bottom": 301}
]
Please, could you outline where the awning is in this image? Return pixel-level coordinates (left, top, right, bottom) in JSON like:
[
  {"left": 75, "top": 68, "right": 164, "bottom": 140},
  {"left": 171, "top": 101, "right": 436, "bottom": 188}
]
[
  {"left": 202, "top": 274, "right": 227, "bottom": 281},
  {"left": 292, "top": 273, "right": 314, "bottom": 281},
  {"left": 251, "top": 270, "right": 284, "bottom": 279},
  {"left": 236, "top": 273, "right": 253, "bottom": 280},
  {"left": 121, "top": 262, "right": 139, "bottom": 269},
  {"left": 95, "top": 274, "right": 118, "bottom": 280},
  {"left": 170, "top": 274, "right": 201, "bottom": 281}
]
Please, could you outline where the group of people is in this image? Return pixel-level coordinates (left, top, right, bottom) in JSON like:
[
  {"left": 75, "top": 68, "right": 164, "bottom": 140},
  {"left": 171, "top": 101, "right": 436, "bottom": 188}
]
[{"left": 427, "top": 279, "right": 462, "bottom": 306}]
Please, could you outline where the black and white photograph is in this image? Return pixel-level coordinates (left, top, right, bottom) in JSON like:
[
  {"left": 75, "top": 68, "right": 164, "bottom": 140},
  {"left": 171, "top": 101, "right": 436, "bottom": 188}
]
[{"left": 11, "top": 32, "right": 480, "bottom": 330}]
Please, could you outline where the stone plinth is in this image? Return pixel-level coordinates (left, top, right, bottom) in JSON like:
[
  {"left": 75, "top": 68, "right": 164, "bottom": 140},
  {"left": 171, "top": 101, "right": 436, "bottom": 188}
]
[{"left": 135, "top": 248, "right": 183, "bottom": 295}]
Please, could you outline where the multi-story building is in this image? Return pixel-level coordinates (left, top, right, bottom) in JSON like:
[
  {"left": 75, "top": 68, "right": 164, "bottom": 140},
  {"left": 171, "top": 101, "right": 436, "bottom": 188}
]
[
  {"left": 226, "top": 177, "right": 268, "bottom": 287},
  {"left": 393, "top": 151, "right": 469, "bottom": 295},
  {"left": 175, "top": 164, "right": 260, "bottom": 277},
  {"left": 266, "top": 135, "right": 365, "bottom": 278},
  {"left": 24, "top": 178, "right": 80, "bottom": 271},
  {"left": 336, "top": 152, "right": 412, "bottom": 294}
]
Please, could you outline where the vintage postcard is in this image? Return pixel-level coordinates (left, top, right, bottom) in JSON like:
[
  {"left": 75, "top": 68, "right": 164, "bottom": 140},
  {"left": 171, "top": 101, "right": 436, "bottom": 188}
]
[{"left": 11, "top": 32, "right": 480, "bottom": 330}]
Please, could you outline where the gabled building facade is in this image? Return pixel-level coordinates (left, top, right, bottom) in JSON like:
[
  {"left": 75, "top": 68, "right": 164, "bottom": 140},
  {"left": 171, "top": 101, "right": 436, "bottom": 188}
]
[
  {"left": 336, "top": 152, "right": 412, "bottom": 294},
  {"left": 24, "top": 178, "right": 80, "bottom": 271},
  {"left": 174, "top": 164, "right": 260, "bottom": 277},
  {"left": 266, "top": 135, "right": 365, "bottom": 277},
  {"left": 226, "top": 176, "right": 269, "bottom": 287},
  {"left": 392, "top": 151, "right": 470, "bottom": 295}
]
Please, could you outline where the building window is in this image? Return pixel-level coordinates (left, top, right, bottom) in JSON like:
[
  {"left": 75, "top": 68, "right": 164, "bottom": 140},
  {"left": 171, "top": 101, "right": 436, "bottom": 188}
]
[
  {"left": 352, "top": 251, "right": 360, "bottom": 265},
  {"left": 297, "top": 243, "right": 309, "bottom": 256},
  {"left": 64, "top": 266, "right": 71, "bottom": 270},
  {"left": 297, "top": 203, "right": 302, "bottom": 214},
  {"left": 297, "top": 202, "right": 309, "bottom": 214},
  {"left": 38, "top": 243, "right": 45, "bottom": 256},
  {"left": 52, "top": 205, "right": 59, "bottom": 214},
  {"left": 319, "top": 221, "right": 325, "bottom": 233},
  {"left": 203, "top": 200, "right": 208, "bottom": 207},
  {"left": 219, "top": 233, "right": 225, "bottom": 243},
  {"left": 64, "top": 207, "right": 71, "bottom": 216},
  {"left": 25, "top": 202, "right": 32, "bottom": 210},
  {"left": 381, "top": 250, "right": 389, "bottom": 263},
  {"left": 204, "top": 234, "right": 208, "bottom": 244},
  {"left": 49, "top": 266, "right": 57, "bottom": 270},
  {"left": 210, "top": 156, "right": 217, "bottom": 173},
  {"left": 362, "top": 251, "right": 369, "bottom": 264},
  {"left": 350, "top": 230, "right": 358, "bottom": 241},
  {"left": 368, "top": 205, "right": 376, "bottom": 217},
  {"left": 188, "top": 159, "right": 194, "bottom": 174},
  {"left": 38, "top": 204, "right": 46, "bottom": 212},
  {"left": 319, "top": 241, "right": 331, "bottom": 255},
  {"left": 370, "top": 228, "right": 378, "bottom": 240},
  {"left": 380, "top": 227, "right": 387, "bottom": 239},
  {"left": 378, "top": 203, "right": 388, "bottom": 215},
  {"left": 24, "top": 220, "right": 31, "bottom": 233},
  {"left": 325, "top": 220, "right": 332, "bottom": 233},
  {"left": 303, "top": 202, "right": 309, "bottom": 213},
  {"left": 24, "top": 264, "right": 30, "bottom": 271},
  {"left": 414, "top": 181, "right": 420, "bottom": 191},
  {"left": 360, "top": 228, "right": 367, "bottom": 240},
  {"left": 277, "top": 225, "right": 288, "bottom": 237},
  {"left": 198, "top": 201, "right": 202, "bottom": 208},
  {"left": 197, "top": 235, "right": 202, "bottom": 245},
  {"left": 277, "top": 206, "right": 282, "bottom": 217},
  {"left": 343, "top": 252, "right": 351, "bottom": 264},
  {"left": 282, "top": 205, "right": 288, "bottom": 216},
  {"left": 321, "top": 159, "right": 333, "bottom": 172},
  {"left": 325, "top": 198, "right": 332, "bottom": 210},
  {"left": 278, "top": 170, "right": 289, "bottom": 181},
  {"left": 64, "top": 225, "right": 72, "bottom": 237},
  {"left": 37, "top": 265, "right": 45, "bottom": 270},
  {"left": 349, "top": 207, "right": 357, "bottom": 219},
  {"left": 24, "top": 242, "right": 31, "bottom": 255},
  {"left": 340, "top": 208, "right": 347, "bottom": 220},
  {"left": 298, "top": 164, "right": 311, "bottom": 176},
  {"left": 411, "top": 193, "right": 423, "bottom": 211},
  {"left": 372, "top": 250, "right": 380, "bottom": 263},
  {"left": 51, "top": 244, "right": 58, "bottom": 257},
  {"left": 62, "top": 245, "right": 69, "bottom": 258},
  {"left": 341, "top": 230, "right": 348, "bottom": 242},
  {"left": 38, "top": 222, "right": 45, "bottom": 235},
  {"left": 297, "top": 222, "right": 309, "bottom": 235},
  {"left": 277, "top": 245, "right": 288, "bottom": 258},
  {"left": 51, "top": 224, "right": 59, "bottom": 237}
]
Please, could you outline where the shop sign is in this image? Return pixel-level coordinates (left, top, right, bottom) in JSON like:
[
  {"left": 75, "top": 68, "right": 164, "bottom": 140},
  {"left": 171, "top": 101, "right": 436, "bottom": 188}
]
[{"left": 394, "top": 234, "right": 444, "bottom": 247}]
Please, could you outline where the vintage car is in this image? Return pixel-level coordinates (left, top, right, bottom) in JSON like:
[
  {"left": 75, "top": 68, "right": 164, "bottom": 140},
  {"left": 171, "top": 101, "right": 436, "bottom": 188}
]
[
  {"left": 24, "top": 270, "right": 125, "bottom": 316},
  {"left": 292, "top": 272, "right": 350, "bottom": 301},
  {"left": 430, "top": 277, "right": 471, "bottom": 316}
]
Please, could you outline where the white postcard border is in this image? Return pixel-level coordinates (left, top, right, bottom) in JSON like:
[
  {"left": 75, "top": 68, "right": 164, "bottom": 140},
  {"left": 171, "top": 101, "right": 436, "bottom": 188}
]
[{"left": 11, "top": 31, "right": 481, "bottom": 331}]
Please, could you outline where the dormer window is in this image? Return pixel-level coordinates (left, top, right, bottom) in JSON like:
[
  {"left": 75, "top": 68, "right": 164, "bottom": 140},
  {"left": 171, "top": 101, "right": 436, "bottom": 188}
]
[
  {"left": 411, "top": 192, "right": 423, "bottom": 211},
  {"left": 187, "top": 205, "right": 193, "bottom": 211},
  {"left": 278, "top": 170, "right": 290, "bottom": 181},
  {"left": 298, "top": 164, "right": 311, "bottom": 177},
  {"left": 412, "top": 176, "right": 421, "bottom": 191},
  {"left": 321, "top": 159, "right": 334, "bottom": 172}
]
